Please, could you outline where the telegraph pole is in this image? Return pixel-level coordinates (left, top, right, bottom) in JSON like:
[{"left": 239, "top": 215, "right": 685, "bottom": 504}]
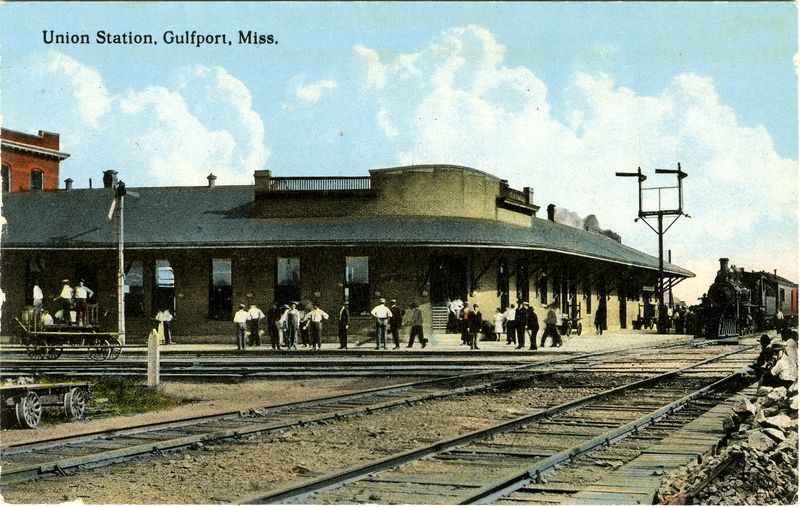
[
  {"left": 616, "top": 164, "right": 689, "bottom": 333},
  {"left": 108, "top": 181, "right": 128, "bottom": 345}
]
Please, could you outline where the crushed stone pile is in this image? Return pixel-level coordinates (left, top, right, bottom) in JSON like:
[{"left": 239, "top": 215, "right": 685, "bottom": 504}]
[{"left": 657, "top": 381, "right": 798, "bottom": 505}]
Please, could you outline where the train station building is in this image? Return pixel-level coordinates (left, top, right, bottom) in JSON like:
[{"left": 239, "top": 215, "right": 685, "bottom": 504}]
[{"left": 1, "top": 161, "right": 694, "bottom": 343}]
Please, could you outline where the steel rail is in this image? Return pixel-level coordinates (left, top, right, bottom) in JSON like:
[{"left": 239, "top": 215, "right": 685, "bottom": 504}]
[
  {"left": 238, "top": 344, "right": 755, "bottom": 504},
  {"left": 0, "top": 341, "right": 708, "bottom": 484}
]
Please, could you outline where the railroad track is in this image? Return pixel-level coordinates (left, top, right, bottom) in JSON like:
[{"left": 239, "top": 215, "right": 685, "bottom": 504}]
[
  {"left": 0, "top": 341, "right": 753, "bottom": 488},
  {"left": 0, "top": 337, "right": 738, "bottom": 380},
  {"left": 239, "top": 346, "right": 756, "bottom": 504}
]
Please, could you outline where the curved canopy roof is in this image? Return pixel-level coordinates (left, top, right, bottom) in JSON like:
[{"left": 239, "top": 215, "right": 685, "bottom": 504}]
[{"left": 0, "top": 185, "right": 693, "bottom": 277}]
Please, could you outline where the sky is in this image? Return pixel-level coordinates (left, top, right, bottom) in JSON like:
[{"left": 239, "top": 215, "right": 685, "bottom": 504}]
[{"left": 1, "top": 2, "right": 797, "bottom": 305}]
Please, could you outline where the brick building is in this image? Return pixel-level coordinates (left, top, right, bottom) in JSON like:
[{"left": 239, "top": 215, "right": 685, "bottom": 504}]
[
  {"left": 0, "top": 164, "right": 693, "bottom": 343},
  {"left": 1, "top": 128, "right": 70, "bottom": 193}
]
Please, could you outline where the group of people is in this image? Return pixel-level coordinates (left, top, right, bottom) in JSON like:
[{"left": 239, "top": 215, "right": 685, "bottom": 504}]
[
  {"left": 490, "top": 301, "right": 563, "bottom": 350},
  {"left": 32, "top": 279, "right": 95, "bottom": 327},
  {"left": 233, "top": 301, "right": 331, "bottom": 351},
  {"left": 370, "top": 298, "right": 427, "bottom": 350}
]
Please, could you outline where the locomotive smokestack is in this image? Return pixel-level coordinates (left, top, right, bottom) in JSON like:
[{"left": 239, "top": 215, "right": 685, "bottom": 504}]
[{"left": 719, "top": 258, "right": 729, "bottom": 272}]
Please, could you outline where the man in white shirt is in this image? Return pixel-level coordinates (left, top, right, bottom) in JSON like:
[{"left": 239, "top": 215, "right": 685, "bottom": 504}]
[
  {"left": 74, "top": 280, "right": 94, "bottom": 326},
  {"left": 504, "top": 304, "right": 517, "bottom": 345},
  {"left": 371, "top": 298, "right": 392, "bottom": 350},
  {"left": 248, "top": 304, "right": 266, "bottom": 347},
  {"left": 233, "top": 304, "right": 250, "bottom": 350},
  {"left": 306, "top": 303, "right": 329, "bottom": 351},
  {"left": 56, "top": 279, "right": 73, "bottom": 324}
]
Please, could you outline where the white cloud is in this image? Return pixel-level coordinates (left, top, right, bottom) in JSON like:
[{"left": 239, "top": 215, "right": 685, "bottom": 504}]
[
  {"left": 295, "top": 78, "right": 338, "bottom": 104},
  {"left": 354, "top": 44, "right": 386, "bottom": 89},
  {"left": 5, "top": 52, "right": 269, "bottom": 186},
  {"left": 377, "top": 105, "right": 398, "bottom": 139},
  {"left": 363, "top": 25, "right": 797, "bottom": 302}
]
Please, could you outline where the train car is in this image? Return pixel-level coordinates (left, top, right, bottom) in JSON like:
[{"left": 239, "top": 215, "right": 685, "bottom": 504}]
[{"left": 694, "top": 258, "right": 798, "bottom": 339}]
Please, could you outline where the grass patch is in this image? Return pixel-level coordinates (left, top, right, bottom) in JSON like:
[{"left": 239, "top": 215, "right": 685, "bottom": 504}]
[{"left": 89, "top": 376, "right": 183, "bottom": 418}]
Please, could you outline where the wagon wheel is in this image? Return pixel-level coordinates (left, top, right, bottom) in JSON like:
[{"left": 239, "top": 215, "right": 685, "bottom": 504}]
[
  {"left": 46, "top": 346, "right": 64, "bottom": 360},
  {"left": 15, "top": 391, "right": 43, "bottom": 429},
  {"left": 63, "top": 387, "right": 88, "bottom": 421},
  {"left": 576, "top": 322, "right": 582, "bottom": 336},
  {"left": 88, "top": 339, "right": 111, "bottom": 361},
  {"left": 27, "top": 338, "right": 47, "bottom": 360},
  {"left": 108, "top": 338, "right": 122, "bottom": 360}
]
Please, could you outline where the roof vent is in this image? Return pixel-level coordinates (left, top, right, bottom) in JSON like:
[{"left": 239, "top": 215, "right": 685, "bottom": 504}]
[
  {"left": 102, "top": 170, "right": 118, "bottom": 189},
  {"left": 64, "top": 178, "right": 73, "bottom": 191},
  {"left": 207, "top": 173, "right": 217, "bottom": 188}
]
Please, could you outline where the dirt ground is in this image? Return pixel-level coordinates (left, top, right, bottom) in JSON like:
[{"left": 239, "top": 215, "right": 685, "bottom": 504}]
[{"left": 0, "top": 378, "right": 602, "bottom": 504}]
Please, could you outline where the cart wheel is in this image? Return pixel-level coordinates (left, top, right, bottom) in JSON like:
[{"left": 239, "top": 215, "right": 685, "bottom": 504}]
[
  {"left": 577, "top": 323, "right": 582, "bottom": 336},
  {"left": 15, "top": 391, "right": 42, "bottom": 429},
  {"left": 108, "top": 338, "right": 122, "bottom": 360},
  {"left": 28, "top": 338, "right": 47, "bottom": 360},
  {"left": 46, "top": 346, "right": 63, "bottom": 360},
  {"left": 89, "top": 339, "right": 111, "bottom": 361},
  {"left": 63, "top": 387, "right": 87, "bottom": 421}
]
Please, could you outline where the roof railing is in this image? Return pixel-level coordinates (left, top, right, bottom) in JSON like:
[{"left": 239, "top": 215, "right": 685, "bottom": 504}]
[{"left": 268, "top": 176, "right": 371, "bottom": 192}]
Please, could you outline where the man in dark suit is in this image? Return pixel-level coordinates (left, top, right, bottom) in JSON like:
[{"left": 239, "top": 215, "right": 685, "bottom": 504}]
[
  {"left": 515, "top": 301, "right": 528, "bottom": 349},
  {"left": 469, "top": 304, "right": 482, "bottom": 350},
  {"left": 526, "top": 303, "right": 539, "bottom": 350},
  {"left": 390, "top": 299, "right": 404, "bottom": 349},
  {"left": 338, "top": 302, "right": 350, "bottom": 349}
]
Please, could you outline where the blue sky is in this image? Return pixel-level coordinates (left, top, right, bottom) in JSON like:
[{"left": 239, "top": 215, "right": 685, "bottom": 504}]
[{"left": 1, "top": 2, "right": 797, "bottom": 302}]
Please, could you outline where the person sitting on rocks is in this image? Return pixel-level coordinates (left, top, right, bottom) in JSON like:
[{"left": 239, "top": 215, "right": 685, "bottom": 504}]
[
  {"left": 763, "top": 342, "right": 798, "bottom": 389},
  {"left": 753, "top": 334, "right": 775, "bottom": 379}
]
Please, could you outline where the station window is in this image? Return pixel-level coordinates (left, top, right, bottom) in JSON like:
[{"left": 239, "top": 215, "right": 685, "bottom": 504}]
[
  {"left": 276, "top": 257, "right": 301, "bottom": 305},
  {"left": 125, "top": 261, "right": 144, "bottom": 317},
  {"left": 780, "top": 288, "right": 786, "bottom": 303},
  {"left": 538, "top": 273, "right": 548, "bottom": 306},
  {"left": 515, "top": 259, "right": 529, "bottom": 306},
  {"left": 585, "top": 284, "right": 592, "bottom": 315},
  {"left": 209, "top": 258, "right": 232, "bottom": 320},
  {"left": 30, "top": 170, "right": 43, "bottom": 191},
  {"left": 1, "top": 164, "right": 9, "bottom": 192},
  {"left": 154, "top": 259, "right": 175, "bottom": 314},
  {"left": 497, "top": 259, "right": 509, "bottom": 310},
  {"left": 345, "top": 256, "right": 369, "bottom": 314}
]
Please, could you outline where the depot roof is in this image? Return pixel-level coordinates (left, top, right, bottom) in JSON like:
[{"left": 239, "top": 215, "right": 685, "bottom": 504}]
[{"left": 0, "top": 185, "right": 693, "bottom": 277}]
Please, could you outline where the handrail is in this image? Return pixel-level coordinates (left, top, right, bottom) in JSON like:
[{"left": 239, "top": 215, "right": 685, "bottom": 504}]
[{"left": 268, "top": 176, "right": 371, "bottom": 192}]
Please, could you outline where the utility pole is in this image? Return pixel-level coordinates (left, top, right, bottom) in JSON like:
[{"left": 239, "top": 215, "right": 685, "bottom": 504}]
[{"left": 616, "top": 164, "right": 689, "bottom": 333}]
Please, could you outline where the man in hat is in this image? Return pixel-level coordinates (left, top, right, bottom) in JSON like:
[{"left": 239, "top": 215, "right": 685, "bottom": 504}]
[
  {"left": 280, "top": 302, "right": 301, "bottom": 349},
  {"left": 306, "top": 302, "right": 329, "bottom": 351},
  {"left": 504, "top": 303, "right": 516, "bottom": 345},
  {"left": 233, "top": 304, "right": 250, "bottom": 350},
  {"left": 765, "top": 342, "right": 797, "bottom": 388},
  {"left": 371, "top": 298, "right": 391, "bottom": 350},
  {"left": 514, "top": 301, "right": 528, "bottom": 349},
  {"left": 526, "top": 303, "right": 539, "bottom": 350},
  {"left": 469, "top": 303, "right": 482, "bottom": 350},
  {"left": 541, "top": 303, "right": 561, "bottom": 347},
  {"left": 248, "top": 303, "right": 266, "bottom": 347},
  {"left": 74, "top": 280, "right": 94, "bottom": 326},
  {"left": 338, "top": 301, "right": 350, "bottom": 349},
  {"left": 407, "top": 302, "right": 427, "bottom": 348},
  {"left": 389, "top": 299, "right": 404, "bottom": 349},
  {"left": 56, "top": 279, "right": 73, "bottom": 324}
]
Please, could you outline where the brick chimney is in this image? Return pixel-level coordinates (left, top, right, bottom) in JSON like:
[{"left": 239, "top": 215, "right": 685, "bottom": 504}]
[
  {"left": 207, "top": 173, "right": 217, "bottom": 188},
  {"left": 547, "top": 204, "right": 556, "bottom": 221},
  {"left": 64, "top": 178, "right": 73, "bottom": 190},
  {"left": 102, "top": 170, "right": 118, "bottom": 189}
]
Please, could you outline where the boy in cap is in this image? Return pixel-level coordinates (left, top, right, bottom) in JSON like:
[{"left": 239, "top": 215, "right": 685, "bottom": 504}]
[{"left": 390, "top": 299, "right": 403, "bottom": 349}]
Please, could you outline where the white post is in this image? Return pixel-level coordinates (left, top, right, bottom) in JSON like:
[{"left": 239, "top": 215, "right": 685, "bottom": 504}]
[
  {"left": 117, "top": 195, "right": 126, "bottom": 345},
  {"left": 147, "top": 328, "right": 160, "bottom": 387}
]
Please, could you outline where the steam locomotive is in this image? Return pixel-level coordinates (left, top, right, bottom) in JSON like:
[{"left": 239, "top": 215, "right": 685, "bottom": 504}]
[{"left": 693, "top": 258, "right": 798, "bottom": 339}]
